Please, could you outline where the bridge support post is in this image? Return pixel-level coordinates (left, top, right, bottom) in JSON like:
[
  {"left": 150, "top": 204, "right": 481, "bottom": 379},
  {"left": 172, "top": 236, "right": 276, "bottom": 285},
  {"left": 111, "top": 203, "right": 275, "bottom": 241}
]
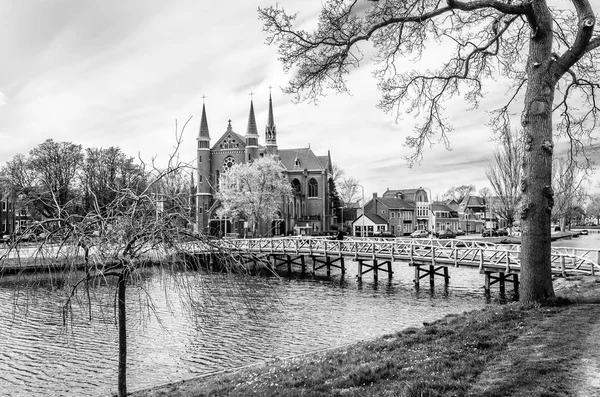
[
  {"left": 373, "top": 259, "right": 378, "bottom": 282},
  {"left": 484, "top": 271, "right": 518, "bottom": 294},
  {"left": 358, "top": 260, "right": 363, "bottom": 281}
]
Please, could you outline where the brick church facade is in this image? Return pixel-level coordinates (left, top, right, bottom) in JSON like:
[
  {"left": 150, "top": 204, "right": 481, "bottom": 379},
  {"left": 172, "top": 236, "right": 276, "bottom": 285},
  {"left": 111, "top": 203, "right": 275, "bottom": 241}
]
[{"left": 195, "top": 94, "right": 334, "bottom": 236}]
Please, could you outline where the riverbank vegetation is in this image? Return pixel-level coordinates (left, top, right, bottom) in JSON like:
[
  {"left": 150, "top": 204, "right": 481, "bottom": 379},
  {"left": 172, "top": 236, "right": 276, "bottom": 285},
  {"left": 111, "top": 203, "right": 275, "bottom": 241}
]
[{"left": 133, "top": 276, "right": 600, "bottom": 397}]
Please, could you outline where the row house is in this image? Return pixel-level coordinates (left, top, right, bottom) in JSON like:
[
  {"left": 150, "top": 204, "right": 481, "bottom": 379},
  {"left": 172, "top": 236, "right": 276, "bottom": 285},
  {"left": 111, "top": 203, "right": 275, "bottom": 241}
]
[
  {"left": 431, "top": 203, "right": 460, "bottom": 233},
  {"left": 354, "top": 188, "right": 431, "bottom": 237},
  {"left": 1, "top": 194, "right": 33, "bottom": 235}
]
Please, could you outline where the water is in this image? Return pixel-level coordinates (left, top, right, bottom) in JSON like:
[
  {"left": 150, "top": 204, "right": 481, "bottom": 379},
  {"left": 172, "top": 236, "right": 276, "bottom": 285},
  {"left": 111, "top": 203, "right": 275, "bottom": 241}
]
[
  {"left": 552, "top": 231, "right": 600, "bottom": 249},
  {"left": 5, "top": 233, "right": 598, "bottom": 397}
]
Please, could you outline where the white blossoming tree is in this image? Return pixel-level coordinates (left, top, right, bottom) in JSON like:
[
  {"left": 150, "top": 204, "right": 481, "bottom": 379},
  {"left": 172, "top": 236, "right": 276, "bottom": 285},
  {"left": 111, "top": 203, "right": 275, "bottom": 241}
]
[{"left": 216, "top": 156, "right": 293, "bottom": 237}]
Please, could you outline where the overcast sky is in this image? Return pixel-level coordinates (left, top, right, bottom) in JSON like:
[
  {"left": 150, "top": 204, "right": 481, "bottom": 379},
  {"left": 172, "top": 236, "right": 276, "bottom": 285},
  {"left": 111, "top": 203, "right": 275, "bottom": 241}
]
[{"left": 0, "top": 0, "right": 597, "bottom": 199}]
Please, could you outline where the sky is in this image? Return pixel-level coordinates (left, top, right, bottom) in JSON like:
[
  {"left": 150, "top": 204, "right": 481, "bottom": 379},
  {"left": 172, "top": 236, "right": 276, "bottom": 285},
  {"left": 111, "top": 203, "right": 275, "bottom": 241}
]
[{"left": 0, "top": 0, "right": 598, "bottom": 200}]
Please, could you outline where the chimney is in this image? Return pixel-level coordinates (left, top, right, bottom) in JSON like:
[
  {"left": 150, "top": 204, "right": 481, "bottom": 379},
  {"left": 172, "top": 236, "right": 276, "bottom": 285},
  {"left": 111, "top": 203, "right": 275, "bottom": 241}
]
[{"left": 373, "top": 192, "right": 378, "bottom": 199}]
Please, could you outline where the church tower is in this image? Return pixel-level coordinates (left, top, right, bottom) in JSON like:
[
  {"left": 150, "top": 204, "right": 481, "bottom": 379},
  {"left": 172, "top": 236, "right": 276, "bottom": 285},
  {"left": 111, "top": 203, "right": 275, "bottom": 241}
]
[
  {"left": 265, "top": 92, "right": 278, "bottom": 157},
  {"left": 245, "top": 99, "right": 259, "bottom": 162},
  {"left": 196, "top": 102, "right": 211, "bottom": 232}
]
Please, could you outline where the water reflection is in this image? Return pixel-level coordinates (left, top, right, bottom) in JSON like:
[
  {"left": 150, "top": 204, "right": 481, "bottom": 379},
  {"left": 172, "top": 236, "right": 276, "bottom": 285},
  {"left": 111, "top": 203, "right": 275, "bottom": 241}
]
[{"left": 0, "top": 260, "right": 498, "bottom": 396}]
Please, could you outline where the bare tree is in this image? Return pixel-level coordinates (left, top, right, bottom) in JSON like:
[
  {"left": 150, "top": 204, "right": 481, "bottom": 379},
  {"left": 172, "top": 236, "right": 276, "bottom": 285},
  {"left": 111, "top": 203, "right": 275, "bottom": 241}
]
[
  {"left": 552, "top": 156, "right": 588, "bottom": 231},
  {"left": 585, "top": 193, "right": 600, "bottom": 224},
  {"left": 259, "top": 0, "right": 600, "bottom": 303},
  {"left": 443, "top": 185, "right": 476, "bottom": 203},
  {"left": 486, "top": 130, "right": 523, "bottom": 230},
  {"left": 338, "top": 177, "right": 362, "bottom": 205},
  {"left": 2, "top": 140, "right": 84, "bottom": 220}
]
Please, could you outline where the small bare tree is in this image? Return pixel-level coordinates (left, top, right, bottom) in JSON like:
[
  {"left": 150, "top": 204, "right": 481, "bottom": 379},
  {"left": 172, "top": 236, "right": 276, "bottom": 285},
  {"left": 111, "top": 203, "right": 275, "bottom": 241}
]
[
  {"left": 486, "top": 130, "right": 524, "bottom": 231},
  {"left": 0, "top": 121, "right": 271, "bottom": 396},
  {"left": 552, "top": 156, "right": 588, "bottom": 231}
]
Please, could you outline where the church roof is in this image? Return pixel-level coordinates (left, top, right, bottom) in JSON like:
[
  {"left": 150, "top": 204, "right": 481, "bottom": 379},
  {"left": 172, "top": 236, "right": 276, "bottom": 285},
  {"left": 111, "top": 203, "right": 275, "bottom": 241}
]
[
  {"left": 211, "top": 120, "right": 248, "bottom": 150},
  {"left": 278, "top": 148, "right": 325, "bottom": 171}
]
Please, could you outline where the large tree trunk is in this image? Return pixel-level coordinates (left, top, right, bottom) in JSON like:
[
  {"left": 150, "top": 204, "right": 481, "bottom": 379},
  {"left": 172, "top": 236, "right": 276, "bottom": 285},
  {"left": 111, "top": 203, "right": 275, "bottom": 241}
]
[
  {"left": 117, "top": 271, "right": 127, "bottom": 397},
  {"left": 519, "top": 2, "right": 556, "bottom": 304}
]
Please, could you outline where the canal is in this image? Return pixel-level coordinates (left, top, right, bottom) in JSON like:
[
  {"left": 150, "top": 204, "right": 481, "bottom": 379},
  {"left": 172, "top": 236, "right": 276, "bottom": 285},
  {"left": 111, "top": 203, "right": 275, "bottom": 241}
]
[{"left": 0, "top": 234, "right": 597, "bottom": 396}]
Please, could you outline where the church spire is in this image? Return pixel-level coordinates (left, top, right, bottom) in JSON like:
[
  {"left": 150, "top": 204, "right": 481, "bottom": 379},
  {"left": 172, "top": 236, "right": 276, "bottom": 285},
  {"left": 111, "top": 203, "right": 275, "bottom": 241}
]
[
  {"left": 265, "top": 90, "right": 278, "bottom": 156},
  {"left": 245, "top": 96, "right": 259, "bottom": 162},
  {"left": 246, "top": 98, "right": 259, "bottom": 137},
  {"left": 198, "top": 102, "right": 210, "bottom": 139}
]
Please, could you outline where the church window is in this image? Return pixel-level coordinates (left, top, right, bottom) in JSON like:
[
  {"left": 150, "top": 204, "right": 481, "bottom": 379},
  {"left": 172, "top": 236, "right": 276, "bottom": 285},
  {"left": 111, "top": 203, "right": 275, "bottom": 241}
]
[
  {"left": 198, "top": 156, "right": 202, "bottom": 164},
  {"left": 204, "top": 203, "right": 209, "bottom": 211},
  {"left": 308, "top": 178, "right": 318, "bottom": 198},
  {"left": 222, "top": 156, "right": 236, "bottom": 171},
  {"left": 294, "top": 157, "right": 300, "bottom": 167},
  {"left": 291, "top": 179, "right": 301, "bottom": 194},
  {"left": 199, "top": 174, "right": 203, "bottom": 184}
]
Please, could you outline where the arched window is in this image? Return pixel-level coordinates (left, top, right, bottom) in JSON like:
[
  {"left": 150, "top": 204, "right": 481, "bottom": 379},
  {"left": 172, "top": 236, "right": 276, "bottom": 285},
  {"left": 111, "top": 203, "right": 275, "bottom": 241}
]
[
  {"left": 308, "top": 178, "right": 318, "bottom": 198},
  {"left": 291, "top": 179, "right": 301, "bottom": 194}
]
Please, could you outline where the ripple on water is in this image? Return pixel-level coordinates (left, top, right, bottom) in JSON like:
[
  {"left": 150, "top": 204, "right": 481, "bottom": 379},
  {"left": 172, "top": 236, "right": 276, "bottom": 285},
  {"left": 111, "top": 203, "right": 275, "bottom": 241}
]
[{"left": 0, "top": 262, "right": 493, "bottom": 396}]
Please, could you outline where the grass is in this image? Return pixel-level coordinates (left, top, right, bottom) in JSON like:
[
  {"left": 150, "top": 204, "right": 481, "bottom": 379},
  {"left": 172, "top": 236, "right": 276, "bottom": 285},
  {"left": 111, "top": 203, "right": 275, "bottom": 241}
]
[{"left": 132, "top": 277, "right": 600, "bottom": 397}]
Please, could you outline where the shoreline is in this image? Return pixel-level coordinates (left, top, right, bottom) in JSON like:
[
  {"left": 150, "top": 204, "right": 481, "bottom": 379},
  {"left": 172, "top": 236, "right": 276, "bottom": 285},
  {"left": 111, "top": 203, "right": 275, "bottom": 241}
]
[{"left": 130, "top": 275, "right": 600, "bottom": 397}]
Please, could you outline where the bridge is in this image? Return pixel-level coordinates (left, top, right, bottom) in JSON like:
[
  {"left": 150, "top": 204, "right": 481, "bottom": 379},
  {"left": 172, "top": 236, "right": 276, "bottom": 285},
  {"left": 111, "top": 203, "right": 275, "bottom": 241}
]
[{"left": 206, "top": 236, "right": 600, "bottom": 294}]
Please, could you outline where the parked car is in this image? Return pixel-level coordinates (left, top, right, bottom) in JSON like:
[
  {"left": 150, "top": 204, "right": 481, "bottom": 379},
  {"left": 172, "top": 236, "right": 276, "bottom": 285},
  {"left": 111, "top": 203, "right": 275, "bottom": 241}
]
[
  {"left": 580, "top": 229, "right": 589, "bottom": 235},
  {"left": 410, "top": 230, "right": 429, "bottom": 238},
  {"left": 481, "top": 228, "right": 498, "bottom": 237},
  {"left": 374, "top": 231, "right": 396, "bottom": 238},
  {"left": 496, "top": 228, "right": 509, "bottom": 236},
  {"left": 437, "top": 229, "right": 456, "bottom": 239},
  {"left": 455, "top": 228, "right": 465, "bottom": 236}
]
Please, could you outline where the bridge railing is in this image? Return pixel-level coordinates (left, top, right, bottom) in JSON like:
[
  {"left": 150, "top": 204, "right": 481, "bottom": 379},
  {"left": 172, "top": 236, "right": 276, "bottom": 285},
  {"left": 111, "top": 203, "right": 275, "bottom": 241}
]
[{"left": 217, "top": 236, "right": 599, "bottom": 276}]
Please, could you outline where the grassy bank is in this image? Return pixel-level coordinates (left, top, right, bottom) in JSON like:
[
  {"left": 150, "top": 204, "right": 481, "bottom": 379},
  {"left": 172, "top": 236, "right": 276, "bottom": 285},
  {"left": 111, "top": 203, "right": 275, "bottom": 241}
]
[{"left": 132, "top": 277, "right": 600, "bottom": 397}]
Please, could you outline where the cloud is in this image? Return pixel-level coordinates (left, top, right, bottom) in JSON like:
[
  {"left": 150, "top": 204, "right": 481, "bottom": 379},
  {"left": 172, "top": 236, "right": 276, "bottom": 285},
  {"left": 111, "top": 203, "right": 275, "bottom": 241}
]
[{"left": 0, "top": 91, "right": 6, "bottom": 106}]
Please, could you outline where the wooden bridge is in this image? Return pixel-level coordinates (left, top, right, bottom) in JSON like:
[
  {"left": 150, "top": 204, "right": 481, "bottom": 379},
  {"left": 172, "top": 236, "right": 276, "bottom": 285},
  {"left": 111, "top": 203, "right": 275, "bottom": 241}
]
[{"left": 203, "top": 236, "right": 600, "bottom": 294}]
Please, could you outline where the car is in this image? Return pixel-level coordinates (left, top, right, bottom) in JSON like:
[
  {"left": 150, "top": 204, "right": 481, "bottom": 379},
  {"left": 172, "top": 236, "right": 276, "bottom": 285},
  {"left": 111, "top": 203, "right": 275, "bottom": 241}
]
[
  {"left": 455, "top": 228, "right": 465, "bottom": 236},
  {"left": 496, "top": 228, "right": 509, "bottom": 236},
  {"left": 481, "top": 228, "right": 497, "bottom": 237},
  {"left": 373, "top": 231, "right": 395, "bottom": 238},
  {"left": 580, "top": 229, "right": 589, "bottom": 235},
  {"left": 410, "top": 230, "right": 429, "bottom": 238},
  {"left": 437, "top": 229, "right": 456, "bottom": 239}
]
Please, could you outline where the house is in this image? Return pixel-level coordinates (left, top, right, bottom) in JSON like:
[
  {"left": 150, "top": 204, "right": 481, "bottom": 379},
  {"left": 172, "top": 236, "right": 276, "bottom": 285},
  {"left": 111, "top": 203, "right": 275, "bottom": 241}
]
[
  {"left": 359, "top": 187, "right": 433, "bottom": 236},
  {"left": 458, "top": 195, "right": 486, "bottom": 233},
  {"left": 352, "top": 213, "right": 388, "bottom": 237},
  {"left": 431, "top": 203, "right": 460, "bottom": 233},
  {"left": 194, "top": 94, "right": 333, "bottom": 236}
]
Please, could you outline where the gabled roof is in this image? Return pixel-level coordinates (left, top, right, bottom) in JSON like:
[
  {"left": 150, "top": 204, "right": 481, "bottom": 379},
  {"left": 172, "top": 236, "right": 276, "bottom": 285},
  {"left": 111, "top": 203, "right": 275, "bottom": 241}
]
[
  {"left": 377, "top": 197, "right": 414, "bottom": 210},
  {"left": 355, "top": 213, "right": 387, "bottom": 225},
  {"left": 316, "top": 150, "right": 333, "bottom": 173},
  {"left": 278, "top": 148, "right": 326, "bottom": 171},
  {"left": 460, "top": 195, "right": 486, "bottom": 210},
  {"left": 382, "top": 188, "right": 421, "bottom": 203},
  {"left": 211, "top": 121, "right": 247, "bottom": 151},
  {"left": 432, "top": 203, "right": 454, "bottom": 212}
]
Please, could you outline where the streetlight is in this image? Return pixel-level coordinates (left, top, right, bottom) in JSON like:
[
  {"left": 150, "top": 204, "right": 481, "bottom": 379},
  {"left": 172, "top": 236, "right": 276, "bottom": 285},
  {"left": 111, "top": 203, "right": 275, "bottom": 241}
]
[
  {"left": 422, "top": 187, "right": 433, "bottom": 234},
  {"left": 357, "top": 184, "right": 365, "bottom": 237}
]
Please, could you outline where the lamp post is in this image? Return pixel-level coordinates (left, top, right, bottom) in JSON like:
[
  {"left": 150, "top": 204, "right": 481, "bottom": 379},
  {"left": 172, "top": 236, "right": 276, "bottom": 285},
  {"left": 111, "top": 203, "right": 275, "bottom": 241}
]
[
  {"left": 338, "top": 205, "right": 344, "bottom": 233},
  {"left": 422, "top": 187, "right": 433, "bottom": 234},
  {"left": 358, "top": 184, "right": 365, "bottom": 237}
]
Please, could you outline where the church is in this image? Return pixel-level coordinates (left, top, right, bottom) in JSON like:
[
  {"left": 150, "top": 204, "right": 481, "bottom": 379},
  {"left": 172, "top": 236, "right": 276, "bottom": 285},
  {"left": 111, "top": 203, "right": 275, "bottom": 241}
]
[{"left": 195, "top": 94, "right": 334, "bottom": 237}]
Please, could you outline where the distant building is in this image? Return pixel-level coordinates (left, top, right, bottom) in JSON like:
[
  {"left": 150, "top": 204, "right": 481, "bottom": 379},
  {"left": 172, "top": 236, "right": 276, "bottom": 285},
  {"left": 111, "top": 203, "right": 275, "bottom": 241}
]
[
  {"left": 431, "top": 203, "right": 460, "bottom": 232},
  {"left": 359, "top": 187, "right": 432, "bottom": 236},
  {"left": 194, "top": 94, "right": 334, "bottom": 236},
  {"left": 352, "top": 213, "right": 388, "bottom": 237}
]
